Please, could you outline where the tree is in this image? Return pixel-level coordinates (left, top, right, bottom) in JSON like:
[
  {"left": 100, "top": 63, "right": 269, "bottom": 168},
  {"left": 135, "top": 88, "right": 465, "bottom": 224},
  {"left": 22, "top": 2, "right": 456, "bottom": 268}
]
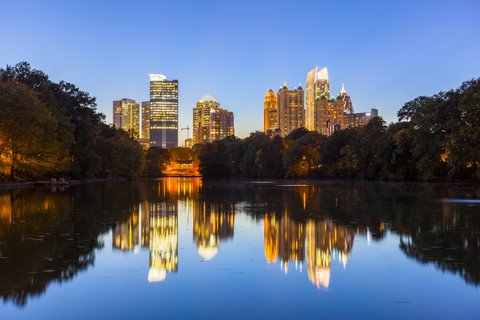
[
  {"left": 142, "top": 147, "right": 171, "bottom": 177},
  {"left": 0, "top": 81, "right": 60, "bottom": 179}
]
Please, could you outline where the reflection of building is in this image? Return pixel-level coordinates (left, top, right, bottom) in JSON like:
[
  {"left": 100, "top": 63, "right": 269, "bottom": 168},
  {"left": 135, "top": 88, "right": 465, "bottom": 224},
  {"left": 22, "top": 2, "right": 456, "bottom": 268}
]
[
  {"left": 277, "top": 83, "right": 304, "bottom": 137},
  {"left": 264, "top": 214, "right": 278, "bottom": 263},
  {"left": 149, "top": 74, "right": 178, "bottom": 149},
  {"left": 264, "top": 89, "right": 278, "bottom": 132},
  {"left": 113, "top": 98, "right": 140, "bottom": 138},
  {"left": 193, "top": 94, "right": 234, "bottom": 144},
  {"left": 306, "top": 219, "right": 355, "bottom": 289},
  {"left": 148, "top": 202, "right": 178, "bottom": 282},
  {"left": 278, "top": 212, "right": 305, "bottom": 273},
  {"left": 193, "top": 201, "right": 234, "bottom": 261},
  {"left": 113, "top": 209, "right": 139, "bottom": 251}
]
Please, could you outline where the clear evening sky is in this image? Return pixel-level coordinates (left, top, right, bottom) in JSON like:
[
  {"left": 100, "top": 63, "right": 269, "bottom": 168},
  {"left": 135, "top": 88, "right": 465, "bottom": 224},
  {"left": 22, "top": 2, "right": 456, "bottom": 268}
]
[{"left": 1, "top": 0, "right": 479, "bottom": 141}]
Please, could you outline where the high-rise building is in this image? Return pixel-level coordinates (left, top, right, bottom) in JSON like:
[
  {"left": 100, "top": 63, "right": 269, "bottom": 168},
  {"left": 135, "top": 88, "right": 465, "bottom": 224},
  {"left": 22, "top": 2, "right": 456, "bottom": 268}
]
[
  {"left": 141, "top": 101, "right": 150, "bottom": 140},
  {"left": 277, "top": 82, "right": 304, "bottom": 137},
  {"left": 264, "top": 89, "right": 278, "bottom": 132},
  {"left": 113, "top": 100, "right": 122, "bottom": 129},
  {"left": 305, "top": 67, "right": 329, "bottom": 131},
  {"left": 149, "top": 74, "right": 178, "bottom": 149},
  {"left": 193, "top": 94, "right": 234, "bottom": 144},
  {"left": 113, "top": 98, "right": 140, "bottom": 138}
]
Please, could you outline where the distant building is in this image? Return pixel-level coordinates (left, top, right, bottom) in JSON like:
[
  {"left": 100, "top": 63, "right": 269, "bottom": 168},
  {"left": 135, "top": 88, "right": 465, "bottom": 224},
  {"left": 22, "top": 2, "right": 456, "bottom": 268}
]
[
  {"left": 314, "top": 83, "right": 379, "bottom": 136},
  {"left": 305, "top": 67, "right": 329, "bottom": 131},
  {"left": 149, "top": 74, "right": 178, "bottom": 149},
  {"left": 141, "top": 101, "right": 150, "bottom": 140},
  {"left": 113, "top": 100, "right": 122, "bottom": 129},
  {"left": 264, "top": 89, "right": 278, "bottom": 132},
  {"left": 113, "top": 98, "right": 140, "bottom": 138},
  {"left": 277, "top": 82, "right": 304, "bottom": 137},
  {"left": 193, "top": 94, "right": 234, "bottom": 144}
]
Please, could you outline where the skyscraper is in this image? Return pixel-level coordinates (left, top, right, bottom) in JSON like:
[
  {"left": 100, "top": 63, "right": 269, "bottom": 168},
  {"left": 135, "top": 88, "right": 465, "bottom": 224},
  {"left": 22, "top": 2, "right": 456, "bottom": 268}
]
[
  {"left": 193, "top": 94, "right": 234, "bottom": 144},
  {"left": 264, "top": 89, "right": 278, "bottom": 132},
  {"left": 141, "top": 101, "right": 150, "bottom": 140},
  {"left": 277, "top": 82, "right": 304, "bottom": 137},
  {"left": 113, "top": 100, "right": 122, "bottom": 129},
  {"left": 305, "top": 67, "right": 329, "bottom": 131},
  {"left": 149, "top": 74, "right": 178, "bottom": 149},
  {"left": 112, "top": 98, "right": 140, "bottom": 138}
]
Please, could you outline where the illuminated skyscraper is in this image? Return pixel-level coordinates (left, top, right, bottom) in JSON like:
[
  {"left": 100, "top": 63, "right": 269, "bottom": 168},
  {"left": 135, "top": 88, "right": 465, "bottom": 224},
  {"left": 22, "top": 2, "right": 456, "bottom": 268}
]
[
  {"left": 113, "top": 98, "right": 140, "bottom": 138},
  {"left": 149, "top": 74, "right": 178, "bottom": 148},
  {"left": 277, "top": 82, "right": 304, "bottom": 137},
  {"left": 193, "top": 94, "right": 234, "bottom": 144},
  {"left": 305, "top": 67, "right": 329, "bottom": 131},
  {"left": 141, "top": 101, "right": 150, "bottom": 140},
  {"left": 264, "top": 89, "right": 278, "bottom": 132}
]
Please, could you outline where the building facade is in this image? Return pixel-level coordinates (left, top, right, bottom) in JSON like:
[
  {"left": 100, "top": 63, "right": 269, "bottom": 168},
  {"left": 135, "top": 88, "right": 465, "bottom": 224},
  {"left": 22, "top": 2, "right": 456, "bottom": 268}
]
[
  {"left": 149, "top": 74, "right": 178, "bottom": 148},
  {"left": 141, "top": 101, "right": 150, "bottom": 140},
  {"left": 264, "top": 89, "right": 278, "bottom": 132},
  {"left": 113, "top": 98, "right": 140, "bottom": 138},
  {"left": 305, "top": 67, "right": 329, "bottom": 131},
  {"left": 277, "top": 82, "right": 304, "bottom": 137},
  {"left": 193, "top": 94, "right": 234, "bottom": 144}
]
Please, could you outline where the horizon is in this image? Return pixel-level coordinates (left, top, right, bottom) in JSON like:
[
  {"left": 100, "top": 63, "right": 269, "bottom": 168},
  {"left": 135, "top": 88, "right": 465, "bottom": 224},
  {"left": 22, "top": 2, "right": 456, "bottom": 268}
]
[{"left": 1, "top": 0, "right": 479, "bottom": 141}]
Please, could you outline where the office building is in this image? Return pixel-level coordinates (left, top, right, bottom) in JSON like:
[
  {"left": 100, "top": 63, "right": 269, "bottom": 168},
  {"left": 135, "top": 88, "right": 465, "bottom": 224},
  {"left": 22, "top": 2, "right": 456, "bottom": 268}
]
[
  {"left": 149, "top": 74, "right": 178, "bottom": 148},
  {"left": 141, "top": 101, "right": 150, "bottom": 140},
  {"left": 193, "top": 94, "right": 234, "bottom": 144},
  {"left": 305, "top": 67, "right": 329, "bottom": 131},
  {"left": 112, "top": 98, "right": 140, "bottom": 138}
]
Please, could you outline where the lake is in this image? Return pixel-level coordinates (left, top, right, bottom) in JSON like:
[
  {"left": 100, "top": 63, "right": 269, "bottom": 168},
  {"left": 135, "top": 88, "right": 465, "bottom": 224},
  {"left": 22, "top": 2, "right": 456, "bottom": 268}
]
[{"left": 1, "top": 178, "right": 479, "bottom": 319}]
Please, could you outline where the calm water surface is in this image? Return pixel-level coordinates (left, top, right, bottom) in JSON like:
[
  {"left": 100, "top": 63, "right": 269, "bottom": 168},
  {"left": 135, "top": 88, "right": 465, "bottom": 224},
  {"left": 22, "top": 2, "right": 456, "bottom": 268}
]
[{"left": 0, "top": 178, "right": 479, "bottom": 319}]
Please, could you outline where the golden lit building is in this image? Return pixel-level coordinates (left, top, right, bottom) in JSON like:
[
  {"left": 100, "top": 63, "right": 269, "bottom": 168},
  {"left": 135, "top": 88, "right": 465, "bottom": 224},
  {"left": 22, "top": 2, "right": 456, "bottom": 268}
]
[
  {"left": 149, "top": 74, "right": 178, "bottom": 149},
  {"left": 305, "top": 67, "right": 330, "bottom": 131},
  {"left": 193, "top": 94, "right": 234, "bottom": 144},
  {"left": 148, "top": 202, "right": 178, "bottom": 282},
  {"left": 141, "top": 101, "right": 150, "bottom": 140},
  {"left": 113, "top": 98, "right": 140, "bottom": 138},
  {"left": 264, "top": 89, "right": 278, "bottom": 132},
  {"left": 277, "top": 83, "right": 305, "bottom": 137}
]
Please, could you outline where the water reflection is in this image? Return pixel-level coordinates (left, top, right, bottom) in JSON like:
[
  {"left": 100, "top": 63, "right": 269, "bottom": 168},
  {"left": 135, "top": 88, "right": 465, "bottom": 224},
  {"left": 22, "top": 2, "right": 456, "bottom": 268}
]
[{"left": 1, "top": 179, "right": 479, "bottom": 307}]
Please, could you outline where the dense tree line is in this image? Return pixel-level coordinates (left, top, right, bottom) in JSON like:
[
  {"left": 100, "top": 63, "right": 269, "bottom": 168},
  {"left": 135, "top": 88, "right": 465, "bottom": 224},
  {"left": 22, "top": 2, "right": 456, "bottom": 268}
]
[
  {"left": 197, "top": 78, "right": 480, "bottom": 181},
  {"left": 0, "top": 62, "right": 143, "bottom": 180}
]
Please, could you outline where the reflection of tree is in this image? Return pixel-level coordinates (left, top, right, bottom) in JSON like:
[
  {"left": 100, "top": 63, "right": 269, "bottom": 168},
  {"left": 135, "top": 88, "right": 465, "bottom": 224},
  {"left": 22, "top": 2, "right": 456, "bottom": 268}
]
[
  {"left": 148, "top": 202, "right": 178, "bottom": 282},
  {"left": 399, "top": 201, "right": 480, "bottom": 286},
  {"left": 0, "top": 183, "right": 142, "bottom": 306},
  {"left": 193, "top": 201, "right": 234, "bottom": 261}
]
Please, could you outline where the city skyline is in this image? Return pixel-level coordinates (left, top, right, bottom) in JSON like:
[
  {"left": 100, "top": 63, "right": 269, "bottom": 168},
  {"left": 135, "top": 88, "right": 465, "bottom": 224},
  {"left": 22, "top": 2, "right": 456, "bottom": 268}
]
[{"left": 1, "top": 0, "right": 479, "bottom": 140}]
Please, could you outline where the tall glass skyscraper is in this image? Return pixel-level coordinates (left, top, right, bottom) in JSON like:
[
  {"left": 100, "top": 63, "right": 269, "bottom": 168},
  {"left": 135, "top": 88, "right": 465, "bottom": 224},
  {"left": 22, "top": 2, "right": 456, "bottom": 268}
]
[
  {"left": 149, "top": 74, "right": 178, "bottom": 149},
  {"left": 305, "top": 67, "right": 329, "bottom": 131}
]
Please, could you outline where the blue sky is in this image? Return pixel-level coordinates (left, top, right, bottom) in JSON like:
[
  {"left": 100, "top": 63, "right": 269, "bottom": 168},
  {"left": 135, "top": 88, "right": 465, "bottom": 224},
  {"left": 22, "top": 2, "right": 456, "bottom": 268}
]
[{"left": 1, "top": 0, "right": 479, "bottom": 140}]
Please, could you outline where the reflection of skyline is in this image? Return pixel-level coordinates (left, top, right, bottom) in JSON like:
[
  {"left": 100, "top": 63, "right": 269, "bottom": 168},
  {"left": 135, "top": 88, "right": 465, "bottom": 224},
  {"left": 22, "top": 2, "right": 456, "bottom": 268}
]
[
  {"left": 306, "top": 219, "right": 354, "bottom": 289},
  {"left": 193, "top": 201, "right": 234, "bottom": 261},
  {"left": 112, "top": 209, "right": 139, "bottom": 252},
  {"left": 148, "top": 202, "right": 178, "bottom": 282}
]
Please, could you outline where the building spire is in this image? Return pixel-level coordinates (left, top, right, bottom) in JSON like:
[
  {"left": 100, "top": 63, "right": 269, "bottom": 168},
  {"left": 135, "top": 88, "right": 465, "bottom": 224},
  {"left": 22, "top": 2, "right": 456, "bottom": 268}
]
[{"left": 340, "top": 82, "right": 346, "bottom": 94}]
